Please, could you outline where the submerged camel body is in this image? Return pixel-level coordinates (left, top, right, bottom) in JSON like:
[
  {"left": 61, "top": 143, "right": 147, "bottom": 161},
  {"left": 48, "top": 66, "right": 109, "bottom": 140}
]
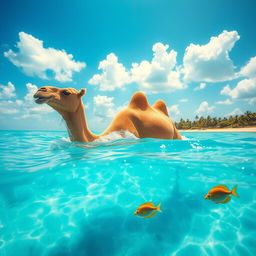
[{"left": 34, "top": 86, "right": 182, "bottom": 142}]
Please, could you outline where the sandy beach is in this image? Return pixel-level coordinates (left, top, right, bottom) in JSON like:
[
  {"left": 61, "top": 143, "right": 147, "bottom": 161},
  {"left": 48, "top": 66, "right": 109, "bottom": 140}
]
[{"left": 180, "top": 127, "right": 256, "bottom": 132}]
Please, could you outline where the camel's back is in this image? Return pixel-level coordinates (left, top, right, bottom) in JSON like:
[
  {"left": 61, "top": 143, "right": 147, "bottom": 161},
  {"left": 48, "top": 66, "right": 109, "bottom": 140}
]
[
  {"left": 129, "top": 92, "right": 169, "bottom": 116},
  {"left": 153, "top": 100, "right": 169, "bottom": 116},
  {"left": 129, "top": 92, "right": 149, "bottom": 110},
  {"left": 130, "top": 106, "right": 175, "bottom": 139},
  {"left": 104, "top": 92, "right": 180, "bottom": 139}
]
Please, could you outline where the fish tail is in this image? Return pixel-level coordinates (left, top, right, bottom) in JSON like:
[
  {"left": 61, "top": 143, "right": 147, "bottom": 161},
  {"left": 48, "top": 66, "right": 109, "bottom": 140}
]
[
  {"left": 231, "top": 185, "right": 239, "bottom": 197},
  {"left": 156, "top": 203, "right": 162, "bottom": 212}
]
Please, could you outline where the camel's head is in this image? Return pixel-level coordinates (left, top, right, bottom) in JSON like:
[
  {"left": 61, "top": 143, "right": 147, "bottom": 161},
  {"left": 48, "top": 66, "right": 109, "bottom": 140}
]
[{"left": 33, "top": 86, "right": 86, "bottom": 113}]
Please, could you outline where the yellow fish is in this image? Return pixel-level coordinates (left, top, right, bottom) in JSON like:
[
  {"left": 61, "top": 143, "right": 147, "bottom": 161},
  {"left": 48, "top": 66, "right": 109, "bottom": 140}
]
[
  {"left": 205, "top": 185, "right": 239, "bottom": 204},
  {"left": 134, "top": 202, "right": 162, "bottom": 218}
]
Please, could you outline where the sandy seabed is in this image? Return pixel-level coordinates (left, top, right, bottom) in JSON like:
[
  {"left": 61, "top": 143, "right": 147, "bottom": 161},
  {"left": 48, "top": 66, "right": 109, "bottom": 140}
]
[{"left": 180, "top": 127, "right": 256, "bottom": 132}]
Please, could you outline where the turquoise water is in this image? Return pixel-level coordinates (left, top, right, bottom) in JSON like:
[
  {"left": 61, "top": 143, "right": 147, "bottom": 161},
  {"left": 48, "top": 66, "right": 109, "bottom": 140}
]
[{"left": 0, "top": 130, "right": 256, "bottom": 256}]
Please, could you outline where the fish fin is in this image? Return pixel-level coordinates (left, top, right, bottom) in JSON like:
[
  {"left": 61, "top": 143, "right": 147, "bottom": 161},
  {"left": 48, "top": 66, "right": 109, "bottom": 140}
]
[
  {"left": 216, "top": 196, "right": 231, "bottom": 204},
  {"left": 143, "top": 211, "right": 156, "bottom": 219},
  {"left": 156, "top": 203, "right": 162, "bottom": 212},
  {"left": 214, "top": 185, "right": 228, "bottom": 190},
  {"left": 231, "top": 185, "right": 239, "bottom": 197},
  {"left": 140, "top": 202, "right": 154, "bottom": 207}
]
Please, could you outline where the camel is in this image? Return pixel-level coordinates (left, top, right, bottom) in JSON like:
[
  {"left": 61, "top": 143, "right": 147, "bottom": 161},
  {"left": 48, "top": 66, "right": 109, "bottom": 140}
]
[{"left": 33, "top": 86, "right": 182, "bottom": 142}]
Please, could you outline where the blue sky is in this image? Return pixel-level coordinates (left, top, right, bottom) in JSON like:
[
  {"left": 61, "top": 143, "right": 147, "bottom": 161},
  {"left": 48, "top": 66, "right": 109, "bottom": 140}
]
[{"left": 0, "top": 0, "right": 256, "bottom": 132}]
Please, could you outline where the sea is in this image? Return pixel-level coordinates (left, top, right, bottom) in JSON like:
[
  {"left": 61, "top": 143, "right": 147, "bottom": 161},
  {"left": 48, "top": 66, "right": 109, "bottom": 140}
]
[{"left": 0, "top": 130, "right": 256, "bottom": 256}]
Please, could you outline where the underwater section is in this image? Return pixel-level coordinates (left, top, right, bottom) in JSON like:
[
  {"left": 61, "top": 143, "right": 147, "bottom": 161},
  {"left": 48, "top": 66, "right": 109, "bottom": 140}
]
[{"left": 0, "top": 130, "right": 256, "bottom": 256}]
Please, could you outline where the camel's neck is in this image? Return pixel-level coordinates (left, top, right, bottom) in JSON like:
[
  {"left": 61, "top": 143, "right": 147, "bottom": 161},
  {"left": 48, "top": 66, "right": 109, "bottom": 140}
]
[{"left": 60, "top": 102, "right": 97, "bottom": 142}]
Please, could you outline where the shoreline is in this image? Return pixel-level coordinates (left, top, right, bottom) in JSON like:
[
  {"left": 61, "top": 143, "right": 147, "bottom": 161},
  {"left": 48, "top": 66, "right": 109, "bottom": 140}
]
[{"left": 180, "top": 127, "right": 256, "bottom": 132}]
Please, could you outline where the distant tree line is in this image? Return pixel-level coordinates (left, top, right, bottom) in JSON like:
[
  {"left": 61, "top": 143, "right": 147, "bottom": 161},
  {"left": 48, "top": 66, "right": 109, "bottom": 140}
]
[{"left": 175, "top": 111, "right": 256, "bottom": 130}]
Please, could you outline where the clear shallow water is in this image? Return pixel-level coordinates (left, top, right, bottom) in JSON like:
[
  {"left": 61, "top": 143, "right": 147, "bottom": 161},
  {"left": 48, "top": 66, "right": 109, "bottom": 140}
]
[{"left": 0, "top": 130, "right": 256, "bottom": 256}]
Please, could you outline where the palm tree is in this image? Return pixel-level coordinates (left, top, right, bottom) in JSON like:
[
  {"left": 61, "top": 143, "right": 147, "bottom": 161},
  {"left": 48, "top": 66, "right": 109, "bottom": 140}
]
[{"left": 176, "top": 112, "right": 256, "bottom": 129}]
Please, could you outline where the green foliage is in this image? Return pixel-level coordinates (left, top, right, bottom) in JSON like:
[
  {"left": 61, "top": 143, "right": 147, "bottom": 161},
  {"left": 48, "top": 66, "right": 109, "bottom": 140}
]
[{"left": 175, "top": 111, "right": 256, "bottom": 130}]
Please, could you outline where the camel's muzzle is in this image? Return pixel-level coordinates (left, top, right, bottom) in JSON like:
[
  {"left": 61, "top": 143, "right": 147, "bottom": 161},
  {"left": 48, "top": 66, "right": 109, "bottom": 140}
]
[{"left": 34, "top": 93, "right": 52, "bottom": 104}]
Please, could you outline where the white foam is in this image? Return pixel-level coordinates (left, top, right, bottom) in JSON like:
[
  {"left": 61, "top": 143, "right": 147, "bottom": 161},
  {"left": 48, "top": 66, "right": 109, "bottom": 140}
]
[
  {"left": 181, "top": 135, "right": 192, "bottom": 140},
  {"left": 50, "top": 137, "right": 71, "bottom": 149},
  {"left": 51, "top": 131, "right": 187, "bottom": 149},
  {"left": 93, "top": 130, "right": 138, "bottom": 142}
]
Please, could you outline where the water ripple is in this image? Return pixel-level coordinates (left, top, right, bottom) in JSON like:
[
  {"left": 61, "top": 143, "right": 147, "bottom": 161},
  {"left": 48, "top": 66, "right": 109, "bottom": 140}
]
[{"left": 0, "top": 130, "right": 256, "bottom": 256}]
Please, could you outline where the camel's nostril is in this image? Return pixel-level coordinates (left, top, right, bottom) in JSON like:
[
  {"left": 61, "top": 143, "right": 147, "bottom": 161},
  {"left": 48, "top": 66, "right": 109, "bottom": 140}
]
[{"left": 39, "top": 87, "right": 47, "bottom": 92}]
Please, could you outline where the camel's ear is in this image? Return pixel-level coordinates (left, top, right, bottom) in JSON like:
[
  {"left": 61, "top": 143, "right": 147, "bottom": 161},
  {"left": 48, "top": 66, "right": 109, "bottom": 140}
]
[{"left": 78, "top": 88, "right": 86, "bottom": 97}]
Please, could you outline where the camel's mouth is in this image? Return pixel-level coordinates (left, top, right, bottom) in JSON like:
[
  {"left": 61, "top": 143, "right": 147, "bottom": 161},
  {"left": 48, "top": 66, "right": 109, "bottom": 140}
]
[{"left": 34, "top": 95, "right": 52, "bottom": 104}]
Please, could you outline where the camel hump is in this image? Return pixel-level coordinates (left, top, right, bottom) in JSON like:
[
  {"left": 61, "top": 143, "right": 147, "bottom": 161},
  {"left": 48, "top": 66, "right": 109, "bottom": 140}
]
[
  {"left": 129, "top": 92, "right": 149, "bottom": 110},
  {"left": 153, "top": 100, "right": 169, "bottom": 116}
]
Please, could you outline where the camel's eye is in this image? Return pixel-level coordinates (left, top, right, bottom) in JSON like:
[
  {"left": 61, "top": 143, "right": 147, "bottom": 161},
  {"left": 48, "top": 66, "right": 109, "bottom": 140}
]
[{"left": 62, "top": 90, "right": 71, "bottom": 95}]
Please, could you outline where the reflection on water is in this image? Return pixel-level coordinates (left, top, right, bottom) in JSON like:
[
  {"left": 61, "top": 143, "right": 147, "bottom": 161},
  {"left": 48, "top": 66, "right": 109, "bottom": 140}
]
[{"left": 0, "top": 131, "right": 256, "bottom": 256}]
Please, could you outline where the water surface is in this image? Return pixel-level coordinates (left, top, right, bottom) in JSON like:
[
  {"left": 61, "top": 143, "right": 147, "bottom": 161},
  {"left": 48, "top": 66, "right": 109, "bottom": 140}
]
[{"left": 0, "top": 130, "right": 256, "bottom": 256}]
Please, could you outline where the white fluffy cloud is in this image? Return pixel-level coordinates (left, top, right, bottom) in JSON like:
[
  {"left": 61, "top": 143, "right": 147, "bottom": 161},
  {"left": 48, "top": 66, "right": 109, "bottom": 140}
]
[
  {"left": 195, "top": 101, "right": 215, "bottom": 115},
  {"left": 221, "top": 79, "right": 256, "bottom": 99},
  {"left": 4, "top": 32, "right": 85, "bottom": 82},
  {"left": 248, "top": 98, "right": 256, "bottom": 105},
  {"left": 131, "top": 42, "right": 184, "bottom": 93},
  {"left": 93, "top": 95, "right": 115, "bottom": 118},
  {"left": 0, "top": 82, "right": 52, "bottom": 117},
  {"left": 89, "top": 43, "right": 184, "bottom": 94},
  {"left": 0, "top": 82, "right": 19, "bottom": 114},
  {"left": 0, "top": 82, "right": 16, "bottom": 98},
  {"left": 194, "top": 82, "right": 207, "bottom": 91},
  {"left": 24, "top": 83, "right": 38, "bottom": 102},
  {"left": 226, "top": 108, "right": 244, "bottom": 117},
  {"left": 215, "top": 99, "right": 233, "bottom": 105},
  {"left": 183, "top": 30, "right": 240, "bottom": 82},
  {"left": 168, "top": 104, "right": 180, "bottom": 117},
  {"left": 88, "top": 33, "right": 244, "bottom": 94},
  {"left": 239, "top": 57, "right": 256, "bottom": 78},
  {"left": 89, "top": 53, "right": 130, "bottom": 91},
  {"left": 179, "top": 98, "right": 188, "bottom": 103},
  {"left": 221, "top": 55, "right": 256, "bottom": 103},
  {"left": 92, "top": 94, "right": 126, "bottom": 131},
  {"left": 0, "top": 101, "right": 19, "bottom": 114}
]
